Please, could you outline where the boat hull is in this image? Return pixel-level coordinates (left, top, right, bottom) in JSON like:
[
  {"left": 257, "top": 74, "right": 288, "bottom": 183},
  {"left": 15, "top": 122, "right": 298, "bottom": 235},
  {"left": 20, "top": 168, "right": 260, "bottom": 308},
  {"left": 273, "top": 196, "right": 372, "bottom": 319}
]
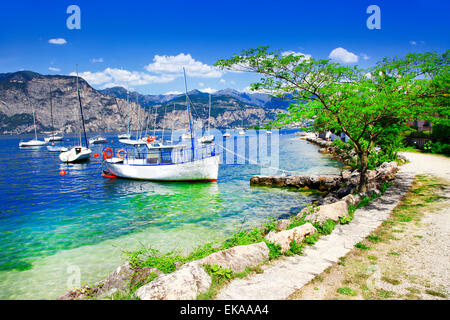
[
  {"left": 45, "top": 136, "right": 64, "bottom": 142},
  {"left": 19, "top": 140, "right": 48, "bottom": 147},
  {"left": 105, "top": 154, "right": 220, "bottom": 181},
  {"left": 59, "top": 147, "right": 91, "bottom": 163}
]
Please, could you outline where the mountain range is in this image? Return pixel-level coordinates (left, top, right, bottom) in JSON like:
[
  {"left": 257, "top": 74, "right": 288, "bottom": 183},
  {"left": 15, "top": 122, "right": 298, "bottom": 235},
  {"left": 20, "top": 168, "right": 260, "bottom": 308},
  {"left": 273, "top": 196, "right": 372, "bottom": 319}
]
[{"left": 0, "top": 71, "right": 291, "bottom": 134}]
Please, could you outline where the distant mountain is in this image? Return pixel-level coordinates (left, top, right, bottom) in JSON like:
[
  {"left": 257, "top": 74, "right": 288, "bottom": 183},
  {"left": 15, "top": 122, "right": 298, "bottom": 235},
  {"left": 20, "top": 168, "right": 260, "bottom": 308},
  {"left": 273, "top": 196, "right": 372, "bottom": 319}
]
[
  {"left": 0, "top": 71, "right": 289, "bottom": 134},
  {"left": 99, "top": 86, "right": 293, "bottom": 109}
]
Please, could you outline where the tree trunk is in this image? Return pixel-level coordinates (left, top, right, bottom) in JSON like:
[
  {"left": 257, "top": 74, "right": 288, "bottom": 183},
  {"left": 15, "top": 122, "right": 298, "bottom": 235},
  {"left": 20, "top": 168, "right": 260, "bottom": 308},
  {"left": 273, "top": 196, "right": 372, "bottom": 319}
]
[{"left": 358, "top": 151, "right": 369, "bottom": 193}]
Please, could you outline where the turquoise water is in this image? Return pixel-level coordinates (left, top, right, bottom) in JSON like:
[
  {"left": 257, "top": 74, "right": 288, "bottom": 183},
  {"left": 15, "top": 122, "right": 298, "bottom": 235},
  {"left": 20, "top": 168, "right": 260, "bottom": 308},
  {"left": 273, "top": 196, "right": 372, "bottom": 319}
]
[{"left": 0, "top": 130, "right": 342, "bottom": 299}]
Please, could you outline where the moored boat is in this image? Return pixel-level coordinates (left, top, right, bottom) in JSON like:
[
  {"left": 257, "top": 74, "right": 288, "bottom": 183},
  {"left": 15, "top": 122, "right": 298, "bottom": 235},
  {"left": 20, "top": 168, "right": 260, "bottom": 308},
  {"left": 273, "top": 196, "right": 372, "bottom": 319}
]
[
  {"left": 102, "top": 68, "right": 220, "bottom": 182},
  {"left": 89, "top": 136, "right": 107, "bottom": 144}
]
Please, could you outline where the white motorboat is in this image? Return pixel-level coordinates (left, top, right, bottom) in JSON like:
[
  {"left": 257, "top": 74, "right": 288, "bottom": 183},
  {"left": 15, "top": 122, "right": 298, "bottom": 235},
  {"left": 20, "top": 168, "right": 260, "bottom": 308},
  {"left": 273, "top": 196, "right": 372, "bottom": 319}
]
[
  {"left": 239, "top": 130, "right": 245, "bottom": 135},
  {"left": 59, "top": 65, "right": 91, "bottom": 163},
  {"left": 59, "top": 146, "right": 92, "bottom": 162},
  {"left": 198, "top": 135, "right": 215, "bottom": 144},
  {"left": 266, "top": 131, "right": 272, "bottom": 134},
  {"left": 119, "top": 138, "right": 148, "bottom": 146},
  {"left": 47, "top": 145, "right": 69, "bottom": 152},
  {"left": 19, "top": 106, "right": 48, "bottom": 147},
  {"left": 19, "top": 139, "right": 48, "bottom": 147},
  {"left": 89, "top": 136, "right": 107, "bottom": 144},
  {"left": 118, "top": 133, "right": 131, "bottom": 139},
  {"left": 102, "top": 68, "right": 219, "bottom": 182},
  {"left": 223, "top": 132, "right": 231, "bottom": 138},
  {"left": 45, "top": 135, "right": 64, "bottom": 142}
]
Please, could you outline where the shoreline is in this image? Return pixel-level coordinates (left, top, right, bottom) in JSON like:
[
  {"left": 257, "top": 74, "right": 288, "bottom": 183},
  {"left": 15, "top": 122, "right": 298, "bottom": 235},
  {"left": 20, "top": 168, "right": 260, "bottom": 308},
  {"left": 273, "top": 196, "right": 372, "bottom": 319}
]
[{"left": 60, "top": 136, "right": 402, "bottom": 300}]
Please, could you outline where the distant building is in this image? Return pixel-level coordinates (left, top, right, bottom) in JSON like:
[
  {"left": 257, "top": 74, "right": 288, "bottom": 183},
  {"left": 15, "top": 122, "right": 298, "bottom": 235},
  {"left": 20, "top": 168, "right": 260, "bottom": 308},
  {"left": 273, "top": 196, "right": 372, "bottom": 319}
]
[{"left": 411, "top": 119, "right": 432, "bottom": 131}]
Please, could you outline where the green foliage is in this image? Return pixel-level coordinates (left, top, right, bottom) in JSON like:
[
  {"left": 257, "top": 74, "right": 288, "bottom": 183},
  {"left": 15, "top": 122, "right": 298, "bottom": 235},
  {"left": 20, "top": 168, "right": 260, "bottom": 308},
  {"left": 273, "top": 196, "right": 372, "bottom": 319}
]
[
  {"left": 264, "top": 240, "right": 282, "bottom": 260},
  {"left": 216, "top": 47, "right": 449, "bottom": 191},
  {"left": 122, "top": 247, "right": 186, "bottom": 274},
  {"left": 355, "top": 242, "right": 370, "bottom": 250},
  {"left": 432, "top": 122, "right": 450, "bottom": 143},
  {"left": 221, "top": 226, "right": 266, "bottom": 249},
  {"left": 209, "top": 264, "right": 233, "bottom": 279},
  {"left": 337, "top": 287, "right": 357, "bottom": 296},
  {"left": 313, "top": 219, "right": 338, "bottom": 235},
  {"left": 285, "top": 240, "right": 305, "bottom": 256},
  {"left": 425, "top": 141, "right": 450, "bottom": 155}
]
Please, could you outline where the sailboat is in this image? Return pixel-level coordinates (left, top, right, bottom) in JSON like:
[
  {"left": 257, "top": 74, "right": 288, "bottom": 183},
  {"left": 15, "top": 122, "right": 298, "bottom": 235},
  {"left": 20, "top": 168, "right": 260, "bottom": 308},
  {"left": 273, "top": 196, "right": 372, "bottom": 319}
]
[
  {"left": 198, "top": 94, "right": 215, "bottom": 144},
  {"left": 119, "top": 93, "right": 148, "bottom": 146},
  {"left": 59, "top": 66, "right": 92, "bottom": 163},
  {"left": 45, "top": 85, "right": 64, "bottom": 143},
  {"left": 19, "top": 104, "right": 48, "bottom": 147},
  {"left": 102, "top": 68, "right": 220, "bottom": 181},
  {"left": 118, "top": 90, "right": 132, "bottom": 140}
]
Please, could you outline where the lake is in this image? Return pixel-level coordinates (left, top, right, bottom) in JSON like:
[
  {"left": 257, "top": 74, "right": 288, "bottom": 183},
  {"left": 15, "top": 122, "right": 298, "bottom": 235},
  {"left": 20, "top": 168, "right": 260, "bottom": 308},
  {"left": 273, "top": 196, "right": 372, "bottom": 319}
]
[{"left": 0, "top": 129, "right": 342, "bottom": 299}]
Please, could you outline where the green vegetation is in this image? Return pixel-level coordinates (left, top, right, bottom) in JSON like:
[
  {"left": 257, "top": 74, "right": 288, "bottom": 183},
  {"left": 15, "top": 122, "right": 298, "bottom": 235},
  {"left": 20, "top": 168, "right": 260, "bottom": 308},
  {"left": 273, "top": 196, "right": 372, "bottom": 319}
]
[
  {"left": 216, "top": 48, "right": 449, "bottom": 190},
  {"left": 114, "top": 178, "right": 396, "bottom": 300}
]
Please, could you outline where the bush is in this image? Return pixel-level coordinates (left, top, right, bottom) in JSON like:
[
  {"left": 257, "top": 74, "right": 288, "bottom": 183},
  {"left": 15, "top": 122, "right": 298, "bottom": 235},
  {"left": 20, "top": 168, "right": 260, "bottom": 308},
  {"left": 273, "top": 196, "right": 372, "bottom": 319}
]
[
  {"left": 431, "top": 141, "right": 450, "bottom": 155},
  {"left": 432, "top": 123, "right": 450, "bottom": 143}
]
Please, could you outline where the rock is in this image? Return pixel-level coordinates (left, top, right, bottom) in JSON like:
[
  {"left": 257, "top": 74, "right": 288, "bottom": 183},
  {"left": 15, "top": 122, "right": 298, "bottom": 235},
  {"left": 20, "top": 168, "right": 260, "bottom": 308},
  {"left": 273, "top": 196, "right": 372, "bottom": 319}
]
[
  {"left": 275, "top": 219, "right": 291, "bottom": 231},
  {"left": 304, "top": 200, "right": 349, "bottom": 224},
  {"left": 316, "top": 195, "right": 339, "bottom": 205},
  {"left": 265, "top": 223, "right": 317, "bottom": 253},
  {"left": 197, "top": 242, "right": 269, "bottom": 273},
  {"left": 335, "top": 185, "right": 354, "bottom": 198},
  {"left": 135, "top": 261, "right": 211, "bottom": 300},
  {"left": 342, "top": 194, "right": 360, "bottom": 206},
  {"left": 375, "top": 161, "right": 398, "bottom": 182},
  {"left": 99, "top": 263, "right": 134, "bottom": 293}
]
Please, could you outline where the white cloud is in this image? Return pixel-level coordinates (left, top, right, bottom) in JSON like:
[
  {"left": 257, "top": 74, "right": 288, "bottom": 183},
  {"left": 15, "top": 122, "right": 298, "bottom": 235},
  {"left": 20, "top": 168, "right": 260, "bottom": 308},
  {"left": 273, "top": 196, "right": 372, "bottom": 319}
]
[
  {"left": 410, "top": 40, "right": 417, "bottom": 45},
  {"left": 71, "top": 67, "right": 176, "bottom": 87},
  {"left": 281, "top": 51, "right": 312, "bottom": 60},
  {"left": 243, "top": 86, "right": 271, "bottom": 94},
  {"left": 48, "top": 67, "right": 61, "bottom": 72},
  {"left": 329, "top": 47, "right": 359, "bottom": 64},
  {"left": 199, "top": 82, "right": 204, "bottom": 87},
  {"left": 145, "top": 53, "right": 222, "bottom": 78},
  {"left": 219, "top": 79, "right": 226, "bottom": 84},
  {"left": 200, "top": 88, "right": 218, "bottom": 94},
  {"left": 48, "top": 38, "right": 67, "bottom": 45},
  {"left": 90, "top": 58, "right": 104, "bottom": 63},
  {"left": 360, "top": 53, "right": 370, "bottom": 60},
  {"left": 165, "top": 91, "right": 183, "bottom": 95}
]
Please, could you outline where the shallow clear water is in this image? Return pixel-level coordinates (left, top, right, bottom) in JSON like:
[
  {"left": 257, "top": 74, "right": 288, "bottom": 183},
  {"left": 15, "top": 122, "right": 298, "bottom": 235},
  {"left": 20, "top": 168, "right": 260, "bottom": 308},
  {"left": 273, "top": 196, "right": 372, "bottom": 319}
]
[{"left": 0, "top": 130, "right": 342, "bottom": 299}]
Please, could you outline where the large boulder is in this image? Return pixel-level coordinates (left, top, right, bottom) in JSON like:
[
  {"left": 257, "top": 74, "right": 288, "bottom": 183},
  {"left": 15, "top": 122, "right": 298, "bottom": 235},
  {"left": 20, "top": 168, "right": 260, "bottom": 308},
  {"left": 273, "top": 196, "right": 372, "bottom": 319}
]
[
  {"left": 375, "top": 161, "right": 398, "bottom": 183},
  {"left": 304, "top": 200, "right": 349, "bottom": 224},
  {"left": 135, "top": 261, "right": 211, "bottom": 300},
  {"left": 197, "top": 242, "right": 269, "bottom": 273},
  {"left": 265, "top": 223, "right": 317, "bottom": 253}
]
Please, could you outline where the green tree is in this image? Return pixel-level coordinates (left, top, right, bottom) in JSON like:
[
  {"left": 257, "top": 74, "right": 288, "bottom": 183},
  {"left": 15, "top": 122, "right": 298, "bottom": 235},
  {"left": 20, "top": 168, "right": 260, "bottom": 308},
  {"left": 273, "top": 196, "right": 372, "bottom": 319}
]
[{"left": 216, "top": 48, "right": 449, "bottom": 192}]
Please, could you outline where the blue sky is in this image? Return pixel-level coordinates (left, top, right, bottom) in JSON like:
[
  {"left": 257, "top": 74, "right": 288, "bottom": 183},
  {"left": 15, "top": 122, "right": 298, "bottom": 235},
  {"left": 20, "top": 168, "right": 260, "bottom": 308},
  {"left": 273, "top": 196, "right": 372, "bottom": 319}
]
[{"left": 0, "top": 0, "right": 449, "bottom": 95}]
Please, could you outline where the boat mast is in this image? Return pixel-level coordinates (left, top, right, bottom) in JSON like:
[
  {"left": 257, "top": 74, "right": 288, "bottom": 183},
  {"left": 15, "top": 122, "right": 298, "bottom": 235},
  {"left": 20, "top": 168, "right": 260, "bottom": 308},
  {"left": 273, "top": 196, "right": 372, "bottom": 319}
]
[
  {"left": 76, "top": 65, "right": 89, "bottom": 148},
  {"left": 126, "top": 89, "right": 131, "bottom": 136},
  {"left": 32, "top": 106, "right": 37, "bottom": 141},
  {"left": 208, "top": 94, "right": 211, "bottom": 135},
  {"left": 183, "top": 67, "right": 195, "bottom": 161},
  {"left": 49, "top": 84, "right": 54, "bottom": 139}
]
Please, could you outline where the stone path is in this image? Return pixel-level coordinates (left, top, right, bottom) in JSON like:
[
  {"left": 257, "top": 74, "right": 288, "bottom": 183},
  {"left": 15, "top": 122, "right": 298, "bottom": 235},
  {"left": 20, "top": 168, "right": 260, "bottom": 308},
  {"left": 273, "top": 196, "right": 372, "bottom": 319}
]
[{"left": 216, "top": 152, "right": 448, "bottom": 300}]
